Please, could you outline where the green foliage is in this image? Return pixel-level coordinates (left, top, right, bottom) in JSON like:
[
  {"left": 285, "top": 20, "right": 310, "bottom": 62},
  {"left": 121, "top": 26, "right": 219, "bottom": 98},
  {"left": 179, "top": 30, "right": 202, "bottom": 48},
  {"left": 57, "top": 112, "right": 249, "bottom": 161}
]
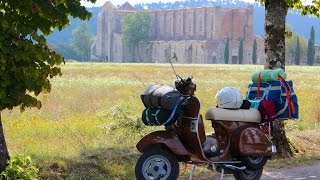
[
  {"left": 224, "top": 37, "right": 229, "bottom": 64},
  {"left": 307, "top": 26, "right": 315, "bottom": 66},
  {"left": 0, "top": 0, "right": 95, "bottom": 111},
  {"left": 123, "top": 11, "right": 151, "bottom": 47},
  {"left": 310, "top": 26, "right": 315, "bottom": 42},
  {"left": 1, "top": 155, "right": 39, "bottom": 180},
  {"left": 238, "top": 38, "right": 244, "bottom": 64},
  {"left": 252, "top": 39, "right": 257, "bottom": 64},
  {"left": 286, "top": 30, "right": 307, "bottom": 63},
  {"left": 72, "top": 21, "right": 94, "bottom": 61},
  {"left": 54, "top": 42, "right": 80, "bottom": 60},
  {"left": 104, "top": 105, "right": 145, "bottom": 135},
  {"left": 294, "top": 38, "right": 301, "bottom": 65},
  {"left": 257, "top": 0, "right": 320, "bottom": 17}
]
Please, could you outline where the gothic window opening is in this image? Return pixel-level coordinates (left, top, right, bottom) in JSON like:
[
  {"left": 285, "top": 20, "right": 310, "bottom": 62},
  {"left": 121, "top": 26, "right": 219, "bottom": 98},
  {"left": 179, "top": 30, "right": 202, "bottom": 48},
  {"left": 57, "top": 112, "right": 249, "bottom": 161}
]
[
  {"left": 211, "top": 15, "right": 214, "bottom": 31},
  {"left": 178, "top": 16, "right": 182, "bottom": 35},
  {"left": 199, "top": 15, "right": 203, "bottom": 32}
]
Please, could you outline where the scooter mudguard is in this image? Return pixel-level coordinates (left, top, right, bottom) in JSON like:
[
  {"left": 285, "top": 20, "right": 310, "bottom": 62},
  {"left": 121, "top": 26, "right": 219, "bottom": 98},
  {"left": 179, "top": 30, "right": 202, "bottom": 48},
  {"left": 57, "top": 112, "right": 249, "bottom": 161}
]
[
  {"left": 231, "top": 126, "right": 274, "bottom": 157},
  {"left": 136, "top": 131, "right": 189, "bottom": 156}
]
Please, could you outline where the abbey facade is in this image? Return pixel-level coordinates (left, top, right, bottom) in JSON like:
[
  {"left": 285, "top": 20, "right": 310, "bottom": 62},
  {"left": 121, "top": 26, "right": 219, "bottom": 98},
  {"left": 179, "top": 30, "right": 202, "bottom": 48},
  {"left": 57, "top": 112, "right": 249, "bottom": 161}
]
[{"left": 91, "top": 1, "right": 265, "bottom": 64}]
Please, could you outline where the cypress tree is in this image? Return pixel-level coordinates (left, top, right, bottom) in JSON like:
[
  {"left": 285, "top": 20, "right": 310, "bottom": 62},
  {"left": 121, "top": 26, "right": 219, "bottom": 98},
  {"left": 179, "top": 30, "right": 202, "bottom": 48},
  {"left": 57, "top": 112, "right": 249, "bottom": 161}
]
[
  {"left": 311, "top": 26, "right": 315, "bottom": 42},
  {"left": 252, "top": 39, "right": 257, "bottom": 64},
  {"left": 307, "top": 26, "right": 315, "bottom": 65},
  {"left": 294, "top": 38, "right": 300, "bottom": 65},
  {"left": 238, "top": 38, "right": 244, "bottom": 64},
  {"left": 224, "top": 37, "right": 229, "bottom": 64}
]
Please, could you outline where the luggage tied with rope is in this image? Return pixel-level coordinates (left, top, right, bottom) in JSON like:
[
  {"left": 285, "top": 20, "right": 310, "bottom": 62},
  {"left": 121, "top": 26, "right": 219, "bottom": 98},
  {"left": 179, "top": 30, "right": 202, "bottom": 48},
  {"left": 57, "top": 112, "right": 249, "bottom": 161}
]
[{"left": 246, "top": 71, "right": 299, "bottom": 121}]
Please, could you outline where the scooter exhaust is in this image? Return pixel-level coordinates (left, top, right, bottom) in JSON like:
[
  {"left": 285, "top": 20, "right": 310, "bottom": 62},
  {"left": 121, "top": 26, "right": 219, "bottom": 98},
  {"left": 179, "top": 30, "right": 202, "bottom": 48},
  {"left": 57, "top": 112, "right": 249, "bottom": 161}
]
[{"left": 220, "top": 164, "right": 246, "bottom": 172}]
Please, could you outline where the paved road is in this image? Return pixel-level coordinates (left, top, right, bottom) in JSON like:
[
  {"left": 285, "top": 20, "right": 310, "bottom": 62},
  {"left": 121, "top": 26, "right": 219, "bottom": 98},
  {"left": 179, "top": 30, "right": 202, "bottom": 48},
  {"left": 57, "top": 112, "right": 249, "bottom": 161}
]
[
  {"left": 261, "top": 161, "right": 320, "bottom": 180},
  {"left": 218, "top": 161, "right": 320, "bottom": 180}
]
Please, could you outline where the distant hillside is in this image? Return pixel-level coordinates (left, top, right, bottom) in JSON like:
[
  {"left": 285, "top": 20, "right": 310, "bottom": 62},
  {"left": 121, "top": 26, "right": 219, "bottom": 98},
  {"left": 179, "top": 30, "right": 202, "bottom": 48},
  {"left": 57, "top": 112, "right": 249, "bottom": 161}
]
[
  {"left": 47, "top": 0, "right": 320, "bottom": 47},
  {"left": 46, "top": 7, "right": 100, "bottom": 45}
]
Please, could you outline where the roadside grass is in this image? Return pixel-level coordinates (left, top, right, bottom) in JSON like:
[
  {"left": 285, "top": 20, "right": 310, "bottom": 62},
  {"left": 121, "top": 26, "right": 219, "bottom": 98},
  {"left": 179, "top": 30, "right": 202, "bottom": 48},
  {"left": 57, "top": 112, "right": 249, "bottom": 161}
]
[{"left": 2, "top": 63, "right": 320, "bottom": 179}]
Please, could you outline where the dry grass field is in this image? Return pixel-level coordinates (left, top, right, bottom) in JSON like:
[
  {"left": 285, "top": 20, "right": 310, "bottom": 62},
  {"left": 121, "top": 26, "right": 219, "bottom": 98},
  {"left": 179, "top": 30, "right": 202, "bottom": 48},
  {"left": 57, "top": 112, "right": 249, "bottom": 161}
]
[{"left": 2, "top": 63, "right": 320, "bottom": 179}]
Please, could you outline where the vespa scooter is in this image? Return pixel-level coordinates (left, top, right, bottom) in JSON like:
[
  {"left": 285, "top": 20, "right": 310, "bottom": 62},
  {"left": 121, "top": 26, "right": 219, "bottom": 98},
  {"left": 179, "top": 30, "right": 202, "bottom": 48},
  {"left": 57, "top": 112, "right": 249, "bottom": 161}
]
[{"left": 135, "top": 73, "right": 276, "bottom": 180}]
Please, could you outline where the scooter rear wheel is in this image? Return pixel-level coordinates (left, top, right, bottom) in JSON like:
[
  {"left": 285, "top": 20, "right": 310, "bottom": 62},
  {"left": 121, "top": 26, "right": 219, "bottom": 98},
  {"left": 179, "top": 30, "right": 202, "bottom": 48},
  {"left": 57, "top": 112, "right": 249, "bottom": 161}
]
[
  {"left": 241, "top": 156, "right": 268, "bottom": 170},
  {"left": 135, "top": 148, "right": 179, "bottom": 180},
  {"left": 233, "top": 168, "right": 263, "bottom": 180}
]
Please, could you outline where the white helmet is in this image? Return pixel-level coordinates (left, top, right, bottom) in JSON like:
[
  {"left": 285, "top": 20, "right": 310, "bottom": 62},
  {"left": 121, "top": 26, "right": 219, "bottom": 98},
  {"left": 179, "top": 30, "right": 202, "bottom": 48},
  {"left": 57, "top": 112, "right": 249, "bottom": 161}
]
[{"left": 215, "top": 87, "right": 243, "bottom": 109}]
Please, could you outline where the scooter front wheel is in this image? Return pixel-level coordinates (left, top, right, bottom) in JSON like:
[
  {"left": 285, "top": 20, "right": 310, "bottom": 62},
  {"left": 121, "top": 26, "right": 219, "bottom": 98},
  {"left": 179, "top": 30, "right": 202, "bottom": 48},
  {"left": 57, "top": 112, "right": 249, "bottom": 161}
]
[
  {"left": 135, "top": 148, "right": 179, "bottom": 180},
  {"left": 233, "top": 168, "right": 263, "bottom": 180}
]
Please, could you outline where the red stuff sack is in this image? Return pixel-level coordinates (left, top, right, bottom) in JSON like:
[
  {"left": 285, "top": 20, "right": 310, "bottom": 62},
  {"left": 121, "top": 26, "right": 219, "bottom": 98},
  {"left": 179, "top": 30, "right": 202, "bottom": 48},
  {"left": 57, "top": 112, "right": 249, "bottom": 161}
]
[{"left": 259, "top": 100, "right": 276, "bottom": 122}]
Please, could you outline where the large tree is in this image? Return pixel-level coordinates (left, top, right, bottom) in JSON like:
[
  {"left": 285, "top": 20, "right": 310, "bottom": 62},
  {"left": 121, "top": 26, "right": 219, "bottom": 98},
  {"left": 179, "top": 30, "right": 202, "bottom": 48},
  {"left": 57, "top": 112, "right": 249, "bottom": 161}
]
[
  {"left": 72, "top": 21, "right": 94, "bottom": 61},
  {"left": 262, "top": 0, "right": 320, "bottom": 158},
  {"left": 0, "top": 0, "right": 95, "bottom": 172},
  {"left": 123, "top": 11, "right": 151, "bottom": 62}
]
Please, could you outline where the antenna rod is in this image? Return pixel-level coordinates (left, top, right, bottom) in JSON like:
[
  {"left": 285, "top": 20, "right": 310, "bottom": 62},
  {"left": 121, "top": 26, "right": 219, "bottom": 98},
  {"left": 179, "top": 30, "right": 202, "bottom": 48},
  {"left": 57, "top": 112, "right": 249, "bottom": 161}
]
[{"left": 169, "top": 52, "right": 179, "bottom": 80}]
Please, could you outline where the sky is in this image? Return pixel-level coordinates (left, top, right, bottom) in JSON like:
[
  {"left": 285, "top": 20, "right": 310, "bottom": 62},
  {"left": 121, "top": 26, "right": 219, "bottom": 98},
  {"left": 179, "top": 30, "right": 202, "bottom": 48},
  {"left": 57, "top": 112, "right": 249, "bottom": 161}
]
[{"left": 81, "top": 0, "right": 253, "bottom": 7}]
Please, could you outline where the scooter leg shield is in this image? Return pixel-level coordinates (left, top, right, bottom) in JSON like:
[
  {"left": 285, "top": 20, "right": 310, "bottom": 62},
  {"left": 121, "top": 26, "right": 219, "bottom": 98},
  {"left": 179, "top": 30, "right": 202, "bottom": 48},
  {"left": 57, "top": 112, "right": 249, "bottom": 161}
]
[
  {"left": 136, "top": 130, "right": 189, "bottom": 156},
  {"left": 230, "top": 126, "right": 274, "bottom": 157}
]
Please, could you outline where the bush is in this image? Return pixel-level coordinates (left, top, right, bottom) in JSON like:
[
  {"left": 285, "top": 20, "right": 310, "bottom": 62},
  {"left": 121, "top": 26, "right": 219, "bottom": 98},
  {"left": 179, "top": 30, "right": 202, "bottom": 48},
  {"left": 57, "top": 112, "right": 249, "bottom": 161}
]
[
  {"left": 105, "top": 105, "right": 145, "bottom": 134},
  {"left": 1, "top": 154, "right": 39, "bottom": 180}
]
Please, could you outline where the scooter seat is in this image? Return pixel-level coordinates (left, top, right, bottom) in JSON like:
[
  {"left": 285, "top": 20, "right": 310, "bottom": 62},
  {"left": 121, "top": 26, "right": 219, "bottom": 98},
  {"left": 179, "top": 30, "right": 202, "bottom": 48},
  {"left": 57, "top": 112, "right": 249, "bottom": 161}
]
[{"left": 205, "top": 108, "right": 261, "bottom": 123}]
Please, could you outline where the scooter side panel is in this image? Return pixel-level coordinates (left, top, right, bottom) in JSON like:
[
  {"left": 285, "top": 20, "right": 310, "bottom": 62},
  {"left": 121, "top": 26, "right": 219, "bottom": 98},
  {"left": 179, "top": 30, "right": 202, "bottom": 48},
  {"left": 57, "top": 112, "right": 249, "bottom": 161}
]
[
  {"left": 231, "top": 126, "right": 273, "bottom": 156},
  {"left": 136, "top": 131, "right": 189, "bottom": 156}
]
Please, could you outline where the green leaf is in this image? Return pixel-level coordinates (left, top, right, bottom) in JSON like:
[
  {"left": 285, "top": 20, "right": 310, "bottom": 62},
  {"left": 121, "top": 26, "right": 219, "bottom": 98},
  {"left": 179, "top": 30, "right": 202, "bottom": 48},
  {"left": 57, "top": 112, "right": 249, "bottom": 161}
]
[{"left": 0, "top": 0, "right": 93, "bottom": 111}]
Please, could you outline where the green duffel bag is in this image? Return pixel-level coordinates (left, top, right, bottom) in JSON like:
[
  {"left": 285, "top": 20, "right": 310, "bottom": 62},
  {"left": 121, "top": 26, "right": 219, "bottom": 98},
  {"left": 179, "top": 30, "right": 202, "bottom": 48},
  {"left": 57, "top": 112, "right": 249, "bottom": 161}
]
[{"left": 252, "top": 69, "right": 287, "bottom": 83}]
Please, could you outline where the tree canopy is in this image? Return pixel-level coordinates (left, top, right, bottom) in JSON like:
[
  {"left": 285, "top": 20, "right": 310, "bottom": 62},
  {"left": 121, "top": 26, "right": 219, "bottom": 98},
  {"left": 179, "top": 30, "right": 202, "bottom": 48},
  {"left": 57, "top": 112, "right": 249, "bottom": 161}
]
[
  {"left": 258, "top": 0, "right": 320, "bottom": 16},
  {"left": 260, "top": 0, "right": 320, "bottom": 69},
  {"left": 0, "top": 0, "right": 96, "bottom": 171},
  {"left": 123, "top": 11, "right": 151, "bottom": 48},
  {"left": 72, "top": 21, "right": 94, "bottom": 61},
  {"left": 0, "top": 0, "right": 95, "bottom": 111}
]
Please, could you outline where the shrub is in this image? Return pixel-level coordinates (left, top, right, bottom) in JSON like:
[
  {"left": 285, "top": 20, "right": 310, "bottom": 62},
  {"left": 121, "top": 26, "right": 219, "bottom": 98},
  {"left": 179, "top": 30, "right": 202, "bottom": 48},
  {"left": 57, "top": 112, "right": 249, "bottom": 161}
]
[{"left": 1, "top": 155, "right": 39, "bottom": 180}]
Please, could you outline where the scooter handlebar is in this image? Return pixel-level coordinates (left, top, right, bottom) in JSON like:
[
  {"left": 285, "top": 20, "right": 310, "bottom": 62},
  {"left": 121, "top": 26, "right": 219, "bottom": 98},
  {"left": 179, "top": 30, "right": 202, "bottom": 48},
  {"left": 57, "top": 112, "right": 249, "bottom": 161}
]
[{"left": 175, "top": 76, "right": 196, "bottom": 96}]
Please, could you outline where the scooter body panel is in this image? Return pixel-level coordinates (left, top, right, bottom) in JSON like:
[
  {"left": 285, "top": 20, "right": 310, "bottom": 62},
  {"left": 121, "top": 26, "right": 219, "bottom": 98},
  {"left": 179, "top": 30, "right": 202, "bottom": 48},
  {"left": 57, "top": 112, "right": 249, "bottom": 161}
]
[
  {"left": 231, "top": 126, "right": 274, "bottom": 157},
  {"left": 136, "top": 131, "right": 189, "bottom": 156}
]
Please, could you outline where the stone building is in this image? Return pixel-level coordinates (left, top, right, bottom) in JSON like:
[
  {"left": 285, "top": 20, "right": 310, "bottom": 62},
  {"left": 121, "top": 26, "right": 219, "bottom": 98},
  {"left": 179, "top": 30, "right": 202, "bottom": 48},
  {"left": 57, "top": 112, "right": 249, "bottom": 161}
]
[{"left": 91, "top": 1, "right": 265, "bottom": 64}]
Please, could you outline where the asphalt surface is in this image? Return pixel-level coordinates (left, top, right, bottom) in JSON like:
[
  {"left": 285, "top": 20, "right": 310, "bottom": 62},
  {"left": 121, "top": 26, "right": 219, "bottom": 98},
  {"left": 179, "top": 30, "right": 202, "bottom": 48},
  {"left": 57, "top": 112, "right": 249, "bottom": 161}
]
[{"left": 216, "top": 161, "right": 320, "bottom": 180}]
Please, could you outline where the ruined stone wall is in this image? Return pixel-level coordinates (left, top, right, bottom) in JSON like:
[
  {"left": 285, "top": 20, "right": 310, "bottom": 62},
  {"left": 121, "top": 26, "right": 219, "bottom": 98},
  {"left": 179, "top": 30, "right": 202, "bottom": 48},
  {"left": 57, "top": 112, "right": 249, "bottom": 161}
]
[
  {"left": 137, "top": 41, "right": 208, "bottom": 64},
  {"left": 91, "top": 2, "right": 264, "bottom": 64},
  {"left": 148, "top": 6, "right": 255, "bottom": 42}
]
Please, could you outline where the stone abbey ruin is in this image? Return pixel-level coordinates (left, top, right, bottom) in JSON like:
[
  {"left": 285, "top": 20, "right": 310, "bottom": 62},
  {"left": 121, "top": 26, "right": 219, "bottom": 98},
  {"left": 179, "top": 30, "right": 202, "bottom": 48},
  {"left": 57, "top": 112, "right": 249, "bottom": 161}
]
[{"left": 91, "top": 1, "right": 265, "bottom": 64}]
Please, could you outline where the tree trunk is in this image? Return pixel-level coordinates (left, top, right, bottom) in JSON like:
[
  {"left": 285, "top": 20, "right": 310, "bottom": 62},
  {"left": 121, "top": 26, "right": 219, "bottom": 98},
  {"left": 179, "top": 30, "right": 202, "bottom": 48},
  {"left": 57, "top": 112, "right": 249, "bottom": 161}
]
[
  {"left": 265, "top": 0, "right": 287, "bottom": 70},
  {"left": 265, "top": 0, "right": 293, "bottom": 158},
  {"left": 0, "top": 113, "right": 10, "bottom": 172}
]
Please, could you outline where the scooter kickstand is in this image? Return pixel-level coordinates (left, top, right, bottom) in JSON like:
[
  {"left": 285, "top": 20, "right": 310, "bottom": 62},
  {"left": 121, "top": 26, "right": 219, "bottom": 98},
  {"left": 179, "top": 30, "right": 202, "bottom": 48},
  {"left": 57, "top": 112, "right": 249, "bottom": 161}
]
[
  {"left": 189, "top": 164, "right": 196, "bottom": 180},
  {"left": 219, "top": 167, "right": 225, "bottom": 180}
]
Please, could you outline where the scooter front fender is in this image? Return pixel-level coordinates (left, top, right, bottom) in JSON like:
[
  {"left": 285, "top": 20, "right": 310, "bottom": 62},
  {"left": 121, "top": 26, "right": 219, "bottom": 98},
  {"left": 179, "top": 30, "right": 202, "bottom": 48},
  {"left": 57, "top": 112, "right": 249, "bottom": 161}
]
[
  {"left": 136, "top": 131, "right": 189, "bottom": 156},
  {"left": 231, "top": 126, "right": 274, "bottom": 157}
]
